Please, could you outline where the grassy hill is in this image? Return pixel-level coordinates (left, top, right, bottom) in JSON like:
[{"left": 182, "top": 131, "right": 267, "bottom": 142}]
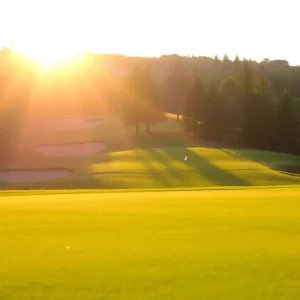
[
  {"left": 3, "top": 146, "right": 300, "bottom": 189},
  {"left": 1, "top": 112, "right": 300, "bottom": 189}
]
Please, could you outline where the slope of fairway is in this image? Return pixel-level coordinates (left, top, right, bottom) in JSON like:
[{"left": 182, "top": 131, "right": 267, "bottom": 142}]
[
  {"left": 81, "top": 147, "right": 300, "bottom": 187},
  {"left": 4, "top": 147, "right": 300, "bottom": 189},
  {"left": 1, "top": 188, "right": 300, "bottom": 299}
]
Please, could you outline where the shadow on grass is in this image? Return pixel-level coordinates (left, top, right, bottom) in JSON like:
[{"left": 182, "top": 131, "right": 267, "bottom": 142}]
[
  {"left": 222, "top": 148, "right": 300, "bottom": 183},
  {"left": 221, "top": 149, "right": 247, "bottom": 161},
  {"left": 12, "top": 176, "right": 121, "bottom": 190},
  {"left": 146, "top": 148, "right": 187, "bottom": 183},
  {"left": 138, "top": 150, "right": 169, "bottom": 187},
  {"left": 90, "top": 147, "right": 250, "bottom": 187},
  {"left": 188, "top": 148, "right": 250, "bottom": 186},
  {"left": 223, "top": 148, "right": 300, "bottom": 169}
]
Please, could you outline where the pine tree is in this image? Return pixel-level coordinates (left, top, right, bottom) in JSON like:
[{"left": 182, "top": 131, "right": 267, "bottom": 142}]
[
  {"left": 121, "top": 66, "right": 164, "bottom": 136},
  {"left": 220, "top": 76, "right": 241, "bottom": 129},
  {"left": 234, "top": 55, "right": 241, "bottom": 64},
  {"left": 221, "top": 76, "right": 238, "bottom": 98},
  {"left": 202, "top": 84, "right": 224, "bottom": 140},
  {"left": 184, "top": 78, "right": 205, "bottom": 132},
  {"left": 222, "top": 54, "right": 231, "bottom": 70},
  {"left": 254, "top": 75, "right": 276, "bottom": 149},
  {"left": 213, "top": 55, "right": 221, "bottom": 69},
  {"left": 164, "top": 62, "right": 188, "bottom": 121},
  {"left": 277, "top": 89, "right": 298, "bottom": 151},
  {"left": 232, "top": 55, "right": 242, "bottom": 73},
  {"left": 240, "top": 61, "right": 256, "bottom": 146},
  {"left": 141, "top": 67, "right": 164, "bottom": 134}
]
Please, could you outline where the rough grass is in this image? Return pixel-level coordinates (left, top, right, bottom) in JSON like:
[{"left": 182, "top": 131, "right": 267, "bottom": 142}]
[{"left": 1, "top": 188, "right": 300, "bottom": 299}]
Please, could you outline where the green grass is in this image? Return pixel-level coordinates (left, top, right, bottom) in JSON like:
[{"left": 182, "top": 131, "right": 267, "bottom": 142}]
[
  {"left": 5, "top": 147, "right": 300, "bottom": 189},
  {"left": 1, "top": 187, "right": 300, "bottom": 299},
  {"left": 3, "top": 113, "right": 300, "bottom": 299},
  {"left": 3, "top": 113, "right": 300, "bottom": 190}
]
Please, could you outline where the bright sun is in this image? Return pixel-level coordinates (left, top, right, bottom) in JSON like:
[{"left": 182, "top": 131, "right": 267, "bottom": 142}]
[
  {"left": 16, "top": 42, "right": 81, "bottom": 69},
  {"left": 5, "top": 1, "right": 90, "bottom": 70}
]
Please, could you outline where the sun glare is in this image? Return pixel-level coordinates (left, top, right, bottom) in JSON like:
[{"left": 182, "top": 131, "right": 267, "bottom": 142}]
[{"left": 16, "top": 43, "right": 81, "bottom": 69}]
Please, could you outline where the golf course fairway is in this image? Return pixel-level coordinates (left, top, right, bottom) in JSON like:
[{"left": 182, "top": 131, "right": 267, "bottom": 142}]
[
  {"left": 1, "top": 187, "right": 300, "bottom": 299},
  {"left": 4, "top": 147, "right": 300, "bottom": 189}
]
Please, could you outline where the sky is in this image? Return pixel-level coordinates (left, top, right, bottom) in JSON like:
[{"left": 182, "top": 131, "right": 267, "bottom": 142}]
[{"left": 0, "top": 0, "right": 299, "bottom": 65}]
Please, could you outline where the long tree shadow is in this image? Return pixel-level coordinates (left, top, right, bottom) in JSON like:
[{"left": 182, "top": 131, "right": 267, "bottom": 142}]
[
  {"left": 222, "top": 148, "right": 300, "bottom": 169},
  {"left": 138, "top": 150, "right": 170, "bottom": 187},
  {"left": 83, "top": 148, "right": 183, "bottom": 188},
  {"left": 15, "top": 174, "right": 127, "bottom": 190},
  {"left": 221, "top": 148, "right": 300, "bottom": 184},
  {"left": 221, "top": 148, "right": 247, "bottom": 161},
  {"left": 188, "top": 148, "right": 250, "bottom": 186},
  {"left": 221, "top": 148, "right": 270, "bottom": 173},
  {"left": 146, "top": 148, "right": 187, "bottom": 182}
]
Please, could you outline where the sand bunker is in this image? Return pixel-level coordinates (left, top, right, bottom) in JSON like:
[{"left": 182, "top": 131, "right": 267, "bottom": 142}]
[
  {"left": 35, "top": 142, "right": 106, "bottom": 157},
  {"left": 0, "top": 170, "right": 70, "bottom": 183},
  {"left": 50, "top": 117, "right": 108, "bottom": 131}
]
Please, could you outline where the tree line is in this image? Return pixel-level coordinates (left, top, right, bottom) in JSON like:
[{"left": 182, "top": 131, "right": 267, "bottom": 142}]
[
  {"left": 1, "top": 49, "right": 300, "bottom": 155},
  {"left": 112, "top": 55, "right": 300, "bottom": 155},
  {"left": 115, "top": 57, "right": 300, "bottom": 155},
  {"left": 183, "top": 62, "right": 298, "bottom": 154}
]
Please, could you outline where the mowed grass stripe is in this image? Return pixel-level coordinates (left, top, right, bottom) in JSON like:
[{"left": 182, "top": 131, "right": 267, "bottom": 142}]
[
  {"left": 0, "top": 184, "right": 299, "bottom": 197},
  {"left": 2, "top": 147, "right": 300, "bottom": 189},
  {"left": 83, "top": 147, "right": 300, "bottom": 188}
]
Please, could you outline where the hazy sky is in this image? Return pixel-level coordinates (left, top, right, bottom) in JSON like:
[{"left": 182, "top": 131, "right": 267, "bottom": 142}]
[{"left": 0, "top": 0, "right": 299, "bottom": 64}]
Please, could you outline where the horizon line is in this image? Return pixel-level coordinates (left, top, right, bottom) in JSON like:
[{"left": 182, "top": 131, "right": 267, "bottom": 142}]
[{"left": 1, "top": 46, "right": 298, "bottom": 66}]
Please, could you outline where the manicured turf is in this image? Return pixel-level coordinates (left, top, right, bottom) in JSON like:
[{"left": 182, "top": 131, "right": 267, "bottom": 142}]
[
  {"left": 3, "top": 114, "right": 300, "bottom": 299},
  {"left": 1, "top": 187, "right": 300, "bottom": 299},
  {"left": 6, "top": 146, "right": 300, "bottom": 189}
]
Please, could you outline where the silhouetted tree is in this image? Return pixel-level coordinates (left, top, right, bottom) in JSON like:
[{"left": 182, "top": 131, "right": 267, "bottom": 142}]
[
  {"left": 184, "top": 78, "right": 205, "bottom": 132},
  {"left": 213, "top": 55, "right": 221, "bottom": 69},
  {"left": 221, "top": 76, "right": 241, "bottom": 129},
  {"left": 221, "top": 76, "right": 238, "bottom": 98},
  {"left": 141, "top": 67, "right": 164, "bottom": 134},
  {"left": 222, "top": 54, "right": 231, "bottom": 70},
  {"left": 121, "top": 66, "right": 164, "bottom": 135},
  {"left": 164, "top": 61, "right": 189, "bottom": 120},
  {"left": 277, "top": 89, "right": 298, "bottom": 152},
  {"left": 2, "top": 50, "right": 300, "bottom": 156},
  {"left": 234, "top": 55, "right": 241, "bottom": 65},
  {"left": 240, "top": 61, "right": 256, "bottom": 146},
  {"left": 253, "top": 75, "right": 276, "bottom": 149},
  {"left": 202, "top": 84, "right": 224, "bottom": 140}
]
